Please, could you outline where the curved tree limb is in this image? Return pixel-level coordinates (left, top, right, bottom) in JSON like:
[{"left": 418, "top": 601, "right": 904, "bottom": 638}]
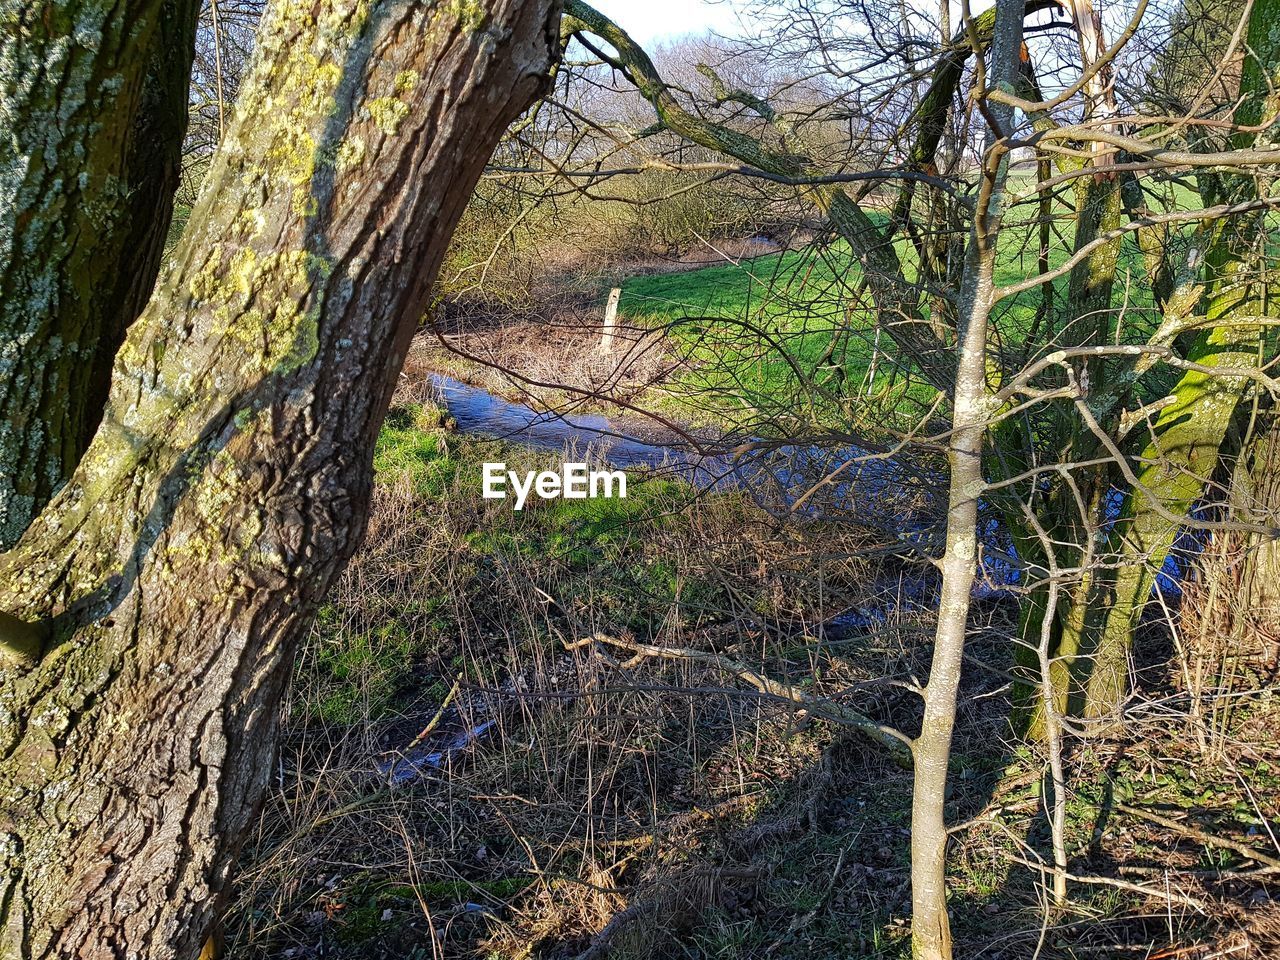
[
  {"left": 566, "top": 632, "right": 914, "bottom": 765},
  {"left": 561, "top": 0, "right": 951, "bottom": 386}
]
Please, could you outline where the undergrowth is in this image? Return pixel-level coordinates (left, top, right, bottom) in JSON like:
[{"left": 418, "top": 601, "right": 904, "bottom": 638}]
[{"left": 226, "top": 390, "right": 1280, "bottom": 960}]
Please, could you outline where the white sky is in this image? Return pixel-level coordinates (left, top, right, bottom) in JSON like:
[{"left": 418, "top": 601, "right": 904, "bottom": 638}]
[
  {"left": 590, "top": 0, "right": 750, "bottom": 45},
  {"left": 582, "top": 1, "right": 1005, "bottom": 47}
]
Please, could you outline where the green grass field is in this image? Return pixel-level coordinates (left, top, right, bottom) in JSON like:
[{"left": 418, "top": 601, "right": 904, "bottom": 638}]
[{"left": 616, "top": 187, "right": 1183, "bottom": 433}]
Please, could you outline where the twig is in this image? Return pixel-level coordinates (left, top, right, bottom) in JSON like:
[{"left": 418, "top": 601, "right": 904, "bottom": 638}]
[
  {"left": 407, "top": 673, "right": 463, "bottom": 749},
  {"left": 1006, "top": 853, "right": 1209, "bottom": 911}
]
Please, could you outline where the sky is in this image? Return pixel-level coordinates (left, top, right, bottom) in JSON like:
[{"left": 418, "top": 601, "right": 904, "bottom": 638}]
[
  {"left": 590, "top": 0, "right": 750, "bottom": 45},
  {"left": 587, "top": 1, "right": 1008, "bottom": 46}
]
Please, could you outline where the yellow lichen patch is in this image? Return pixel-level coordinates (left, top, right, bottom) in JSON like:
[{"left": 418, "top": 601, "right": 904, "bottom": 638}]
[
  {"left": 367, "top": 96, "right": 411, "bottom": 136},
  {"left": 168, "top": 448, "right": 246, "bottom": 569},
  {"left": 334, "top": 136, "right": 366, "bottom": 173},
  {"left": 188, "top": 246, "right": 230, "bottom": 303},
  {"left": 103, "top": 706, "right": 136, "bottom": 735},
  {"left": 245, "top": 49, "right": 350, "bottom": 219},
  {"left": 292, "top": 192, "right": 320, "bottom": 219},
  {"left": 269, "top": 130, "right": 318, "bottom": 187},
  {"left": 221, "top": 251, "right": 322, "bottom": 372},
  {"left": 317, "top": 0, "right": 373, "bottom": 45},
  {"left": 228, "top": 247, "right": 262, "bottom": 298},
  {"left": 394, "top": 69, "right": 420, "bottom": 94},
  {"left": 111, "top": 300, "right": 166, "bottom": 375},
  {"left": 447, "top": 0, "right": 485, "bottom": 31},
  {"left": 240, "top": 206, "right": 269, "bottom": 237},
  {"left": 163, "top": 458, "right": 260, "bottom": 586}
]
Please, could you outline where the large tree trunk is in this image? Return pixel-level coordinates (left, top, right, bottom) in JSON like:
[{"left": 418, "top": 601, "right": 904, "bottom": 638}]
[
  {"left": 1009, "top": 0, "right": 1280, "bottom": 729},
  {"left": 0, "top": 0, "right": 200, "bottom": 548},
  {"left": 0, "top": 0, "right": 559, "bottom": 955}
]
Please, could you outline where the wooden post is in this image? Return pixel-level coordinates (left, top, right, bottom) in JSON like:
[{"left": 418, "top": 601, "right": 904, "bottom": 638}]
[{"left": 599, "top": 287, "right": 621, "bottom": 355}]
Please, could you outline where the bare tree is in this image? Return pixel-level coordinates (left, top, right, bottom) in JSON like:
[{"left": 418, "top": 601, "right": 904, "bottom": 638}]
[{"left": 464, "top": 1, "right": 1280, "bottom": 955}]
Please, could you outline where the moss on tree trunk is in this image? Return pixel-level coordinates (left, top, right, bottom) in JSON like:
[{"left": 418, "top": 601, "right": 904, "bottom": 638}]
[
  {"left": 1007, "top": 0, "right": 1280, "bottom": 729},
  {"left": 0, "top": 0, "right": 200, "bottom": 548},
  {"left": 0, "top": 0, "right": 560, "bottom": 955}
]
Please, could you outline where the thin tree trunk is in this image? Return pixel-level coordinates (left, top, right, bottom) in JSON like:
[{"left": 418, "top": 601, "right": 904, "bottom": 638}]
[
  {"left": 910, "top": 4, "right": 1024, "bottom": 957},
  {"left": 0, "top": 1, "right": 559, "bottom": 956},
  {"left": 1003, "top": 0, "right": 1124, "bottom": 735},
  {"left": 1062, "top": 0, "right": 1124, "bottom": 338},
  {"left": 0, "top": 0, "right": 200, "bottom": 548}
]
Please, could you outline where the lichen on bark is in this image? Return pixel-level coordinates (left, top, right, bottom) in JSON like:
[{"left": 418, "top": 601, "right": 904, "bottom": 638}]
[
  {"left": 0, "top": 1, "right": 562, "bottom": 956},
  {"left": 0, "top": 0, "right": 199, "bottom": 548}
]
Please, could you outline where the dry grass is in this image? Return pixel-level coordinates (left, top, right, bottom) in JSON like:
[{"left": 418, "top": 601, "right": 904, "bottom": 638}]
[
  {"left": 416, "top": 235, "right": 794, "bottom": 421},
  {"left": 223, "top": 385, "right": 1280, "bottom": 960},
  {"left": 411, "top": 301, "right": 677, "bottom": 414}
]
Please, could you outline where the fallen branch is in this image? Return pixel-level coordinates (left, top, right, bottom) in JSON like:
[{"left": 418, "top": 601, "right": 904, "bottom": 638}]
[
  {"left": 1116, "top": 802, "right": 1280, "bottom": 871},
  {"left": 1006, "top": 852, "right": 1209, "bottom": 911},
  {"left": 565, "top": 632, "right": 914, "bottom": 766}
]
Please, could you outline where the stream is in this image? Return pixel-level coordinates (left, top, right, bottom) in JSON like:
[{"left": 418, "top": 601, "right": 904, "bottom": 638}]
[
  {"left": 377, "top": 373, "right": 1186, "bottom": 784},
  {"left": 378, "top": 373, "right": 954, "bottom": 785},
  {"left": 423, "top": 373, "right": 1187, "bottom": 593},
  {"left": 425, "top": 374, "right": 945, "bottom": 532}
]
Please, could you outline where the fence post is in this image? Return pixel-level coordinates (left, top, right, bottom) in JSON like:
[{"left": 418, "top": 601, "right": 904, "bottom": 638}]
[{"left": 599, "top": 287, "right": 621, "bottom": 355}]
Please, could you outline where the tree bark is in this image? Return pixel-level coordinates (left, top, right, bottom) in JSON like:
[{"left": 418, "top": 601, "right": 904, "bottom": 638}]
[
  {"left": 1007, "top": 0, "right": 1280, "bottom": 729},
  {"left": 0, "top": 0, "right": 559, "bottom": 956},
  {"left": 909, "top": 3, "right": 1024, "bottom": 957},
  {"left": 1077, "top": 0, "right": 1279, "bottom": 720},
  {"left": 0, "top": 0, "right": 200, "bottom": 548},
  {"left": 1085, "top": 285, "right": 1271, "bottom": 717}
]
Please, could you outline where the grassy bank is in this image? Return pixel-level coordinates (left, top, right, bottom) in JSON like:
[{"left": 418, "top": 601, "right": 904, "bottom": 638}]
[
  {"left": 418, "top": 191, "right": 1181, "bottom": 439},
  {"left": 614, "top": 211, "right": 1169, "bottom": 433}
]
